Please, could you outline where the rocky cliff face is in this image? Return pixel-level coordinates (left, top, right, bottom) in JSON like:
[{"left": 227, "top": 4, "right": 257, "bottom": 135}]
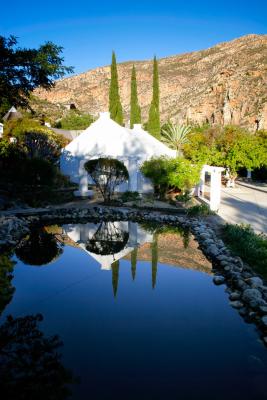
[{"left": 35, "top": 34, "right": 267, "bottom": 130}]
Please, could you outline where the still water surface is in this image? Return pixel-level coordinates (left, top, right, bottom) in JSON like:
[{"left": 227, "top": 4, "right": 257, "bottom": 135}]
[{"left": 1, "top": 221, "right": 267, "bottom": 400}]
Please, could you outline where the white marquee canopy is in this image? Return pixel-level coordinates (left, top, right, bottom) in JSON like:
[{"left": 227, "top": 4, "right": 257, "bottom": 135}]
[{"left": 60, "top": 112, "right": 176, "bottom": 195}]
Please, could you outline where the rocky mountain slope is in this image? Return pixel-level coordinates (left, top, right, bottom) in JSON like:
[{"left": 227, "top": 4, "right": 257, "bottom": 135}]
[{"left": 35, "top": 34, "right": 267, "bottom": 130}]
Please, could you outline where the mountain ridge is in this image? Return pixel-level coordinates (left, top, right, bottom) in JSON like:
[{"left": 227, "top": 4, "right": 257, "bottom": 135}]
[{"left": 34, "top": 34, "right": 267, "bottom": 130}]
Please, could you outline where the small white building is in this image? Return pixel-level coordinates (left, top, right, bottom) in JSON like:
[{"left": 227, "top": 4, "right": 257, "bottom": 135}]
[
  {"left": 60, "top": 112, "right": 176, "bottom": 196},
  {"left": 0, "top": 123, "right": 3, "bottom": 138}
]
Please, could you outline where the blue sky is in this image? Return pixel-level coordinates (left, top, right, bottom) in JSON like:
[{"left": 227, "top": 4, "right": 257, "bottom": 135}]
[{"left": 2, "top": 0, "right": 267, "bottom": 75}]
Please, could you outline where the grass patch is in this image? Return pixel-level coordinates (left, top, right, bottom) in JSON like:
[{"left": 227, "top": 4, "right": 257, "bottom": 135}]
[
  {"left": 221, "top": 224, "right": 267, "bottom": 277},
  {"left": 186, "top": 204, "right": 215, "bottom": 216}
]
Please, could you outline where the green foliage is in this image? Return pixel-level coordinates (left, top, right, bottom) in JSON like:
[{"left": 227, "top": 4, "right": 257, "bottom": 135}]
[
  {"left": 147, "top": 103, "right": 160, "bottom": 139},
  {"left": 84, "top": 158, "right": 129, "bottom": 203},
  {"left": 120, "top": 191, "right": 141, "bottom": 203},
  {"left": 161, "top": 122, "right": 191, "bottom": 156},
  {"left": 141, "top": 156, "right": 202, "bottom": 196},
  {"left": 4, "top": 117, "right": 67, "bottom": 164},
  {"left": 151, "top": 56, "right": 159, "bottom": 109},
  {"left": 0, "top": 35, "right": 73, "bottom": 114},
  {"left": 186, "top": 203, "right": 214, "bottom": 216},
  {"left": 0, "top": 138, "right": 72, "bottom": 206},
  {"left": 167, "top": 158, "right": 202, "bottom": 190},
  {"left": 175, "top": 190, "right": 192, "bottom": 203},
  {"left": 130, "top": 65, "right": 141, "bottom": 128},
  {"left": 147, "top": 57, "right": 160, "bottom": 138},
  {"left": 184, "top": 125, "right": 267, "bottom": 179},
  {"left": 221, "top": 224, "right": 267, "bottom": 277},
  {"left": 55, "top": 111, "right": 94, "bottom": 130},
  {"left": 140, "top": 156, "right": 171, "bottom": 196},
  {"left": 109, "top": 51, "right": 123, "bottom": 125}
]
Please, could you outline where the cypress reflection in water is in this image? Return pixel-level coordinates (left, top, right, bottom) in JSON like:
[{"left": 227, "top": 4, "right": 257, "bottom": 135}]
[
  {"left": 131, "top": 248, "right": 137, "bottom": 281},
  {"left": 151, "top": 233, "right": 158, "bottom": 289},
  {"left": 111, "top": 260, "right": 120, "bottom": 298}
]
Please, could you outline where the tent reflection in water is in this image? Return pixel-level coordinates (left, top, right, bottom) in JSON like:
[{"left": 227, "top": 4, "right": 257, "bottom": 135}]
[{"left": 63, "top": 221, "right": 153, "bottom": 270}]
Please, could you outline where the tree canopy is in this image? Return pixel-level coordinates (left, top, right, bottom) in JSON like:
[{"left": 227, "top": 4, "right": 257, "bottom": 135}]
[
  {"left": 84, "top": 158, "right": 129, "bottom": 203},
  {"left": 0, "top": 35, "right": 73, "bottom": 115},
  {"left": 183, "top": 125, "right": 267, "bottom": 180}
]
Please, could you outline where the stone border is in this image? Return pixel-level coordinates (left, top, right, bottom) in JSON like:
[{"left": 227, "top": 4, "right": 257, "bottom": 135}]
[{"left": 1, "top": 205, "right": 267, "bottom": 346}]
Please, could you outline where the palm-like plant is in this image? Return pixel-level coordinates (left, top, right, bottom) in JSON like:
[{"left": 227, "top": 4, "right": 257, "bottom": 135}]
[{"left": 161, "top": 122, "right": 191, "bottom": 157}]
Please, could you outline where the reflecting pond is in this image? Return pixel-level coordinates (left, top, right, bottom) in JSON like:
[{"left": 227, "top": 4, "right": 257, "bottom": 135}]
[{"left": 1, "top": 221, "right": 267, "bottom": 400}]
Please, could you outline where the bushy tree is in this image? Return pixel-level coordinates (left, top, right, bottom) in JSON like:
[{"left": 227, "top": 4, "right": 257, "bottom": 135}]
[
  {"left": 84, "top": 158, "right": 129, "bottom": 203},
  {"left": 109, "top": 52, "right": 123, "bottom": 125},
  {"left": 0, "top": 35, "right": 73, "bottom": 114},
  {"left": 184, "top": 125, "right": 267, "bottom": 185},
  {"left": 130, "top": 65, "right": 141, "bottom": 128},
  {"left": 4, "top": 118, "right": 67, "bottom": 164},
  {"left": 141, "top": 156, "right": 202, "bottom": 196},
  {"left": 147, "top": 57, "right": 160, "bottom": 138}
]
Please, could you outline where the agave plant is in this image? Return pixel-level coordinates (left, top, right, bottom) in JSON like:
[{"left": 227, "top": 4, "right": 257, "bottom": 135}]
[{"left": 161, "top": 122, "right": 191, "bottom": 157}]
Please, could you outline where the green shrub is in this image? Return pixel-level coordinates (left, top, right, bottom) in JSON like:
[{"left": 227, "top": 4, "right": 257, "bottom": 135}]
[
  {"left": 175, "top": 190, "right": 192, "bottom": 203},
  {"left": 4, "top": 117, "right": 68, "bottom": 165},
  {"left": 186, "top": 204, "right": 214, "bottom": 216},
  {"left": 221, "top": 224, "right": 267, "bottom": 276},
  {"left": 141, "top": 156, "right": 202, "bottom": 197},
  {"left": 55, "top": 111, "right": 94, "bottom": 130},
  {"left": 22, "top": 158, "right": 57, "bottom": 186},
  {"left": 120, "top": 191, "right": 141, "bottom": 203}
]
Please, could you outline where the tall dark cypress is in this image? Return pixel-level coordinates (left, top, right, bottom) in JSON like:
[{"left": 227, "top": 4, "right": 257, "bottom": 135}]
[
  {"left": 109, "top": 51, "right": 123, "bottom": 125},
  {"left": 130, "top": 65, "right": 141, "bottom": 128},
  {"left": 147, "top": 56, "right": 160, "bottom": 138}
]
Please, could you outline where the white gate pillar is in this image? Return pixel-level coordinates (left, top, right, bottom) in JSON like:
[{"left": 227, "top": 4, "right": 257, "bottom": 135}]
[
  {"left": 210, "top": 168, "right": 223, "bottom": 211},
  {"left": 198, "top": 165, "right": 224, "bottom": 211}
]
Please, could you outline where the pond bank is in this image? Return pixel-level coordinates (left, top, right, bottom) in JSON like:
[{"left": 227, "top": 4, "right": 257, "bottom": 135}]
[{"left": 0, "top": 205, "right": 267, "bottom": 346}]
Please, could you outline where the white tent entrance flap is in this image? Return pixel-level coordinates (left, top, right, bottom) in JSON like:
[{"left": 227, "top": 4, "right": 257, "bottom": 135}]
[{"left": 196, "top": 165, "right": 225, "bottom": 211}]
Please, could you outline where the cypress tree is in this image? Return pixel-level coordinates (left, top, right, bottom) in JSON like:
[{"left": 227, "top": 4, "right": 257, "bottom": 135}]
[
  {"left": 130, "top": 65, "right": 141, "bottom": 129},
  {"left": 109, "top": 51, "right": 123, "bottom": 125},
  {"left": 147, "top": 56, "right": 160, "bottom": 139}
]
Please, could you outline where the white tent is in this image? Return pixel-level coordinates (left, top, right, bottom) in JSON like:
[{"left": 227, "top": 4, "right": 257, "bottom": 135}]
[
  {"left": 60, "top": 112, "right": 176, "bottom": 196},
  {"left": 3, "top": 106, "right": 22, "bottom": 121}
]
